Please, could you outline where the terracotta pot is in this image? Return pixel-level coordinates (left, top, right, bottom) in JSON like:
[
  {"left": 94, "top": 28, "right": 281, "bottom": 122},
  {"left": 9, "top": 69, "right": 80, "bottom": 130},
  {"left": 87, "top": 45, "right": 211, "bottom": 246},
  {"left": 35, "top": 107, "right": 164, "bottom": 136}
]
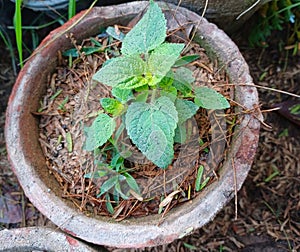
[
  {"left": 157, "top": 0, "right": 272, "bottom": 32},
  {"left": 5, "top": 1, "right": 262, "bottom": 248},
  {"left": 12, "top": 0, "right": 272, "bottom": 32},
  {"left": 0, "top": 227, "right": 103, "bottom": 251}
]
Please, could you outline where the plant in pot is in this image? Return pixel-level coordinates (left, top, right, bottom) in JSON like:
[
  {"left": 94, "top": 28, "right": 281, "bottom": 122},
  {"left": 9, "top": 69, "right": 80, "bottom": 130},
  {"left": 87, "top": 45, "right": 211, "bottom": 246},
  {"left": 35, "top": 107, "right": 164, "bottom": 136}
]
[
  {"left": 82, "top": 0, "right": 231, "bottom": 209},
  {"left": 5, "top": 0, "right": 262, "bottom": 248}
]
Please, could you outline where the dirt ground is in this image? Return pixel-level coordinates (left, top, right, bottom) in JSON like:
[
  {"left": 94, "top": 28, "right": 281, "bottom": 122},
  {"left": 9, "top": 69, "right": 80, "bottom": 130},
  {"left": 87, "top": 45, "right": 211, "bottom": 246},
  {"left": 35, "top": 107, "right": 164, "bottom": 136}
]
[{"left": 0, "top": 8, "right": 299, "bottom": 252}]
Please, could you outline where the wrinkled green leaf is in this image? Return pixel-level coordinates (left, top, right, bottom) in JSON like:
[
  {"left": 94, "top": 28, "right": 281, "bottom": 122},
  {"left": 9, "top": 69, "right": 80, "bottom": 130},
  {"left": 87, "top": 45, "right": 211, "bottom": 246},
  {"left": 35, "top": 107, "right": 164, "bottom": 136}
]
[
  {"left": 148, "top": 43, "right": 184, "bottom": 85},
  {"left": 93, "top": 55, "right": 146, "bottom": 87},
  {"left": 173, "top": 67, "right": 194, "bottom": 95},
  {"left": 173, "top": 55, "right": 199, "bottom": 67},
  {"left": 125, "top": 96, "right": 178, "bottom": 168},
  {"left": 158, "top": 71, "right": 174, "bottom": 89},
  {"left": 160, "top": 86, "right": 177, "bottom": 102},
  {"left": 175, "top": 98, "right": 199, "bottom": 124},
  {"left": 111, "top": 87, "right": 133, "bottom": 102},
  {"left": 84, "top": 114, "right": 116, "bottom": 151},
  {"left": 194, "top": 87, "right": 230, "bottom": 109},
  {"left": 116, "top": 75, "right": 148, "bottom": 90},
  {"left": 174, "top": 123, "right": 187, "bottom": 144},
  {"left": 174, "top": 120, "right": 194, "bottom": 144},
  {"left": 121, "top": 0, "right": 166, "bottom": 55},
  {"left": 100, "top": 98, "right": 124, "bottom": 116}
]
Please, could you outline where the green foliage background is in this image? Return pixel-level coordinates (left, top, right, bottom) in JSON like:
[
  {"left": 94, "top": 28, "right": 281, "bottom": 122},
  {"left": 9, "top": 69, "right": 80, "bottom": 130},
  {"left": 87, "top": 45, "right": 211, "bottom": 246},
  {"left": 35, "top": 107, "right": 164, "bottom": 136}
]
[{"left": 249, "top": 0, "right": 300, "bottom": 53}]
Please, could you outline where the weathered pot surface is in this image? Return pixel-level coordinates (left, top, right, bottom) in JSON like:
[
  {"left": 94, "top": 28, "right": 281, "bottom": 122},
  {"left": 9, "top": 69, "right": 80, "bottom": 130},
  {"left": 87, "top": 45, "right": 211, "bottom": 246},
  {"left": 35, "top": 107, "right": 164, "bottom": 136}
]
[
  {"left": 156, "top": 0, "right": 272, "bottom": 32},
  {"left": 0, "top": 227, "right": 104, "bottom": 251},
  {"left": 5, "top": 1, "right": 262, "bottom": 248}
]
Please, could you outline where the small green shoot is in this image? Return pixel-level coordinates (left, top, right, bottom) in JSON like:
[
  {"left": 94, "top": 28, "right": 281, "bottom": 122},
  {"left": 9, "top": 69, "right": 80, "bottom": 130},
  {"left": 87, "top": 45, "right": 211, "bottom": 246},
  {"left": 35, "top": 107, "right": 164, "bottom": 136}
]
[
  {"left": 84, "top": 149, "right": 141, "bottom": 213},
  {"left": 56, "top": 135, "right": 63, "bottom": 146},
  {"left": 58, "top": 96, "right": 69, "bottom": 111},
  {"left": 183, "top": 242, "right": 197, "bottom": 250},
  {"left": 66, "top": 132, "right": 73, "bottom": 152},
  {"left": 199, "top": 139, "right": 209, "bottom": 153},
  {"left": 68, "top": 0, "right": 76, "bottom": 20},
  {"left": 289, "top": 103, "right": 300, "bottom": 115},
  {"left": 14, "top": 0, "right": 23, "bottom": 68},
  {"left": 195, "top": 165, "right": 210, "bottom": 191},
  {"left": 278, "top": 128, "right": 289, "bottom": 137},
  {"left": 264, "top": 165, "right": 280, "bottom": 183},
  {"left": 50, "top": 89, "right": 63, "bottom": 100}
]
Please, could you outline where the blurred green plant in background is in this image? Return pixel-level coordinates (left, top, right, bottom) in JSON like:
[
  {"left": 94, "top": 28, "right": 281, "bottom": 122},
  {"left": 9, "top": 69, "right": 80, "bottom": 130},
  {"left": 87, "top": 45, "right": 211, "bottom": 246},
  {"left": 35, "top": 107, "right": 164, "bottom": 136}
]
[
  {"left": 0, "top": 0, "right": 78, "bottom": 70},
  {"left": 249, "top": 0, "right": 300, "bottom": 55}
]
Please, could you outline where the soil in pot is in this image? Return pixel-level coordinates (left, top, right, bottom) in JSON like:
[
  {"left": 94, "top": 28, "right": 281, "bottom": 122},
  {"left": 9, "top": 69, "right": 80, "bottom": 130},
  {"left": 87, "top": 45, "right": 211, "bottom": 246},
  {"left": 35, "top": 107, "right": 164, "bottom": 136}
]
[{"left": 36, "top": 20, "right": 237, "bottom": 221}]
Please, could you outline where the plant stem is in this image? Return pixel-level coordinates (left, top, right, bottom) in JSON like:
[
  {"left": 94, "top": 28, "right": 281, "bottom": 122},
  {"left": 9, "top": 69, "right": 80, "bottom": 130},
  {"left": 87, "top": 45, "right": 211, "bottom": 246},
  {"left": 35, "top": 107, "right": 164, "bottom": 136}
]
[{"left": 150, "top": 88, "right": 157, "bottom": 103}]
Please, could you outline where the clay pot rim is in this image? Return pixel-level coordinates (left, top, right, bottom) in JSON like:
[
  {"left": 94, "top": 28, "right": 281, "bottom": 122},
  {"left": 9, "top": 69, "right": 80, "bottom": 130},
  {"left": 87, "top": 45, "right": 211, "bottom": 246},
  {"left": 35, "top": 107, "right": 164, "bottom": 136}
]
[
  {"left": 0, "top": 226, "right": 99, "bottom": 251},
  {"left": 5, "top": 1, "right": 261, "bottom": 248}
]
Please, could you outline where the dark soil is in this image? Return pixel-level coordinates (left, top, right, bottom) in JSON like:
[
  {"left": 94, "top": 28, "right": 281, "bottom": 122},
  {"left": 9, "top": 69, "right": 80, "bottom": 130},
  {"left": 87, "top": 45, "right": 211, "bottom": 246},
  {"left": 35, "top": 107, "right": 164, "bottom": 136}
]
[{"left": 0, "top": 3, "right": 299, "bottom": 251}]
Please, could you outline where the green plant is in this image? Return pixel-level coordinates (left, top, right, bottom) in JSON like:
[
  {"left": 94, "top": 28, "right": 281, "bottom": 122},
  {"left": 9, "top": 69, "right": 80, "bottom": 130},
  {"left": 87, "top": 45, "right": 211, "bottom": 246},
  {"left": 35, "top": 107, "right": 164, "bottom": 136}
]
[
  {"left": 84, "top": 0, "right": 229, "bottom": 183},
  {"left": 68, "top": 0, "right": 76, "bottom": 20},
  {"left": 249, "top": 0, "right": 300, "bottom": 53},
  {"left": 0, "top": 26, "right": 17, "bottom": 74},
  {"left": 14, "top": 0, "right": 23, "bottom": 68},
  {"left": 11, "top": 0, "right": 79, "bottom": 68},
  {"left": 84, "top": 145, "right": 141, "bottom": 213}
]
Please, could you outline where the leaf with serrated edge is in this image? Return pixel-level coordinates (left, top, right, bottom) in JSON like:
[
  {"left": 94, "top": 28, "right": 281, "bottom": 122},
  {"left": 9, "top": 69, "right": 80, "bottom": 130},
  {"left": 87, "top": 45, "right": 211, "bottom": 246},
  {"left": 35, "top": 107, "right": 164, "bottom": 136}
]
[
  {"left": 125, "top": 96, "right": 178, "bottom": 168},
  {"left": 194, "top": 87, "right": 230, "bottom": 109},
  {"left": 117, "top": 75, "right": 148, "bottom": 90},
  {"left": 111, "top": 87, "right": 133, "bottom": 102},
  {"left": 121, "top": 0, "right": 166, "bottom": 55},
  {"left": 100, "top": 98, "right": 124, "bottom": 116},
  {"left": 84, "top": 114, "right": 116, "bottom": 151},
  {"left": 173, "top": 67, "right": 194, "bottom": 95},
  {"left": 93, "top": 55, "right": 146, "bottom": 87},
  {"left": 148, "top": 43, "right": 184, "bottom": 85},
  {"left": 175, "top": 99, "right": 199, "bottom": 124},
  {"left": 174, "top": 123, "right": 187, "bottom": 144}
]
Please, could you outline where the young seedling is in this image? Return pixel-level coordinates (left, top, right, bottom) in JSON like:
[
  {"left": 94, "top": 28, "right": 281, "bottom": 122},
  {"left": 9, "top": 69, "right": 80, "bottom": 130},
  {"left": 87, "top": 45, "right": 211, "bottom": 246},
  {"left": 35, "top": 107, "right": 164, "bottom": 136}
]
[{"left": 84, "top": 0, "right": 230, "bottom": 199}]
